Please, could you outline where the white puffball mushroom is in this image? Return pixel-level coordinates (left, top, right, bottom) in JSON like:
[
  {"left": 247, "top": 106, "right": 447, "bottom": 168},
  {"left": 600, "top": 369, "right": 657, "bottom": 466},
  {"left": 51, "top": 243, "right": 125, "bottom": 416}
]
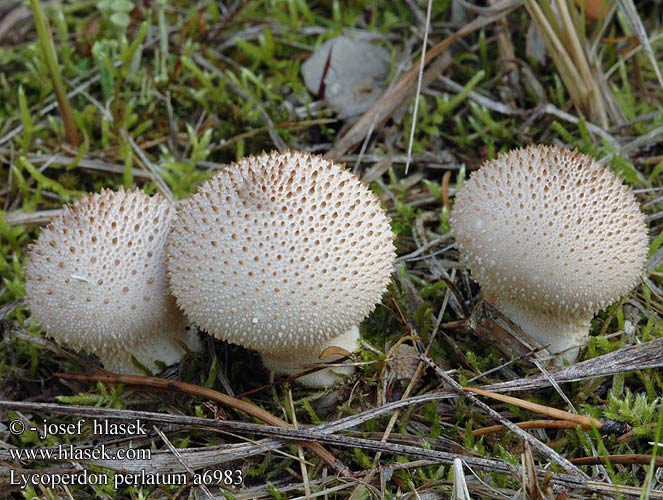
[
  {"left": 168, "top": 150, "right": 395, "bottom": 387},
  {"left": 25, "top": 188, "right": 198, "bottom": 374},
  {"left": 451, "top": 145, "right": 648, "bottom": 362}
]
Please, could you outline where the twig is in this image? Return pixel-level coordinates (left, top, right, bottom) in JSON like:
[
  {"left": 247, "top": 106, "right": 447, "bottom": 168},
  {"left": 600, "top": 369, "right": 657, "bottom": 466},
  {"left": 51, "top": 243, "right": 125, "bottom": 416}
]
[
  {"left": 571, "top": 454, "right": 663, "bottom": 467},
  {"left": 54, "top": 372, "right": 351, "bottom": 477},
  {"left": 472, "top": 419, "right": 593, "bottom": 437},
  {"left": 420, "top": 353, "right": 589, "bottom": 477},
  {"left": 463, "top": 387, "right": 602, "bottom": 429}
]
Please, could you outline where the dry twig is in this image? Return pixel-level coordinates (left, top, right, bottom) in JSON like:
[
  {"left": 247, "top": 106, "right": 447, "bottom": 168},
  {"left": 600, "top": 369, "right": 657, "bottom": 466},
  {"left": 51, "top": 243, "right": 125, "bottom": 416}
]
[{"left": 54, "top": 372, "right": 351, "bottom": 477}]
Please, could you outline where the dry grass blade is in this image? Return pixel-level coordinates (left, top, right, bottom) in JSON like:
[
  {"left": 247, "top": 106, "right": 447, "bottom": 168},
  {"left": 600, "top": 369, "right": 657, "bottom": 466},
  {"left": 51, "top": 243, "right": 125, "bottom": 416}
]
[
  {"left": 482, "top": 337, "right": 663, "bottom": 393},
  {"left": 404, "top": 0, "right": 433, "bottom": 175},
  {"left": 0, "top": 2, "right": 30, "bottom": 43},
  {"left": 521, "top": 443, "right": 546, "bottom": 500},
  {"left": 618, "top": 0, "right": 663, "bottom": 90},
  {"left": 463, "top": 386, "right": 603, "bottom": 428},
  {"left": 526, "top": 103, "right": 619, "bottom": 147},
  {"left": 2, "top": 153, "right": 157, "bottom": 227},
  {"left": 121, "top": 131, "right": 174, "bottom": 203},
  {"left": 10, "top": 327, "right": 661, "bottom": 445},
  {"left": 152, "top": 425, "right": 215, "bottom": 500},
  {"left": 287, "top": 388, "right": 312, "bottom": 498},
  {"left": 452, "top": 458, "right": 472, "bottom": 500},
  {"left": 257, "top": 337, "right": 661, "bottom": 443},
  {"left": 26, "top": 153, "right": 154, "bottom": 179},
  {"left": 3, "top": 208, "right": 63, "bottom": 226},
  {"left": 524, "top": 0, "right": 623, "bottom": 127},
  {"left": 54, "top": 372, "right": 351, "bottom": 477}
]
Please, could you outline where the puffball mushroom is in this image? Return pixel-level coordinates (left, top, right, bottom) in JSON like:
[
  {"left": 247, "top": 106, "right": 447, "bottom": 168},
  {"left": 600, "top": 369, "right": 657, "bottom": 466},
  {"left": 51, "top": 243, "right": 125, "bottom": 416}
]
[
  {"left": 167, "top": 150, "right": 395, "bottom": 387},
  {"left": 25, "top": 188, "right": 198, "bottom": 374},
  {"left": 451, "top": 145, "right": 648, "bottom": 362}
]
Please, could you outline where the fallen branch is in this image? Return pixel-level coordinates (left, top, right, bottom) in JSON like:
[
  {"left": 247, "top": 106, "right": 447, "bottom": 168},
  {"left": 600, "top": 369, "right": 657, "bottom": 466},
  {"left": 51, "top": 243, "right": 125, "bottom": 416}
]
[{"left": 54, "top": 372, "right": 351, "bottom": 477}]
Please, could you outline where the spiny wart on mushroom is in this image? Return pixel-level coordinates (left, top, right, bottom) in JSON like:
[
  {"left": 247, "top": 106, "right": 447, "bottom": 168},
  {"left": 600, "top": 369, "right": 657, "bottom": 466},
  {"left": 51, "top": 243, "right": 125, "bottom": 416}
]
[
  {"left": 25, "top": 188, "right": 200, "bottom": 374},
  {"left": 451, "top": 145, "right": 648, "bottom": 362},
  {"left": 167, "top": 150, "right": 396, "bottom": 387}
]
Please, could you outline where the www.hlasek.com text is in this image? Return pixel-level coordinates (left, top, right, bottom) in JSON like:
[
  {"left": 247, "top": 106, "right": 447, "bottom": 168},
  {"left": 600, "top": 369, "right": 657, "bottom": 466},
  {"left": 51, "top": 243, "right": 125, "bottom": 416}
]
[{"left": 9, "top": 444, "right": 150, "bottom": 461}]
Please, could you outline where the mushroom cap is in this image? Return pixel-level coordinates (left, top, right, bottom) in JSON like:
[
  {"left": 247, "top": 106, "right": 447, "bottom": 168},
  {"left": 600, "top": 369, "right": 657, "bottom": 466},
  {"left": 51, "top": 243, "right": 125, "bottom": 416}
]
[
  {"left": 451, "top": 145, "right": 648, "bottom": 318},
  {"left": 167, "top": 150, "right": 395, "bottom": 353},
  {"left": 25, "top": 188, "right": 190, "bottom": 373}
]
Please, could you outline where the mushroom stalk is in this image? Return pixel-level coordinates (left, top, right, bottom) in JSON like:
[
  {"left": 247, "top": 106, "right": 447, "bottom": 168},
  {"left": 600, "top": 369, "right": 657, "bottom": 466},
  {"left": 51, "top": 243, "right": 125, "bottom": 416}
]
[
  {"left": 486, "top": 293, "right": 591, "bottom": 362},
  {"left": 260, "top": 326, "right": 359, "bottom": 387}
]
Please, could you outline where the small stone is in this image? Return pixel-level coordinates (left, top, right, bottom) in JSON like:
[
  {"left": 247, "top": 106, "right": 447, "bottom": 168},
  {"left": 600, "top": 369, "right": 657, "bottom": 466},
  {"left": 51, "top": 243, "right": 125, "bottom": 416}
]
[{"left": 301, "top": 35, "right": 391, "bottom": 119}]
